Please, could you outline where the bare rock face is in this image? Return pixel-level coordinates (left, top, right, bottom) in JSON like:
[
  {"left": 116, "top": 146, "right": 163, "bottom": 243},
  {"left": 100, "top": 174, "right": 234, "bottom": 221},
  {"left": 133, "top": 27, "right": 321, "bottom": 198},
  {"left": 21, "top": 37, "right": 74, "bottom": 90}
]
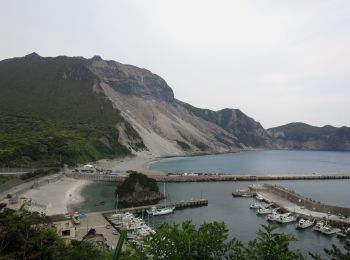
[
  {"left": 89, "top": 59, "right": 174, "bottom": 102},
  {"left": 88, "top": 57, "right": 240, "bottom": 156}
]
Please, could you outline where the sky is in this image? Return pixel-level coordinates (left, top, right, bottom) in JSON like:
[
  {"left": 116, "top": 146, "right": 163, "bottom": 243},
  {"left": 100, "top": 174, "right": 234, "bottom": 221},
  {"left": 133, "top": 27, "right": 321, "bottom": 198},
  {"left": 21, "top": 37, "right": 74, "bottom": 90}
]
[{"left": 1, "top": 0, "right": 350, "bottom": 128}]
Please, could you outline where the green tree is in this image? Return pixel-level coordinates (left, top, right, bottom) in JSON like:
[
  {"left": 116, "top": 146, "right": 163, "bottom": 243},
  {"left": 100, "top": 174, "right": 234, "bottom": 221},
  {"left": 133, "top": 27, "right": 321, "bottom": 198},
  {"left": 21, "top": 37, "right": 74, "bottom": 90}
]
[
  {"left": 0, "top": 209, "right": 111, "bottom": 259},
  {"left": 133, "top": 221, "right": 304, "bottom": 260},
  {"left": 239, "top": 225, "right": 304, "bottom": 260}
]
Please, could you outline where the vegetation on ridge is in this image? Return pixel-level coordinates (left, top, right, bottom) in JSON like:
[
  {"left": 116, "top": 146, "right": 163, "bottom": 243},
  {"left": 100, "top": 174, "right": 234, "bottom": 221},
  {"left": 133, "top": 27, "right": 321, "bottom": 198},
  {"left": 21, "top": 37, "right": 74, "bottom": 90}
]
[{"left": 0, "top": 55, "right": 145, "bottom": 167}]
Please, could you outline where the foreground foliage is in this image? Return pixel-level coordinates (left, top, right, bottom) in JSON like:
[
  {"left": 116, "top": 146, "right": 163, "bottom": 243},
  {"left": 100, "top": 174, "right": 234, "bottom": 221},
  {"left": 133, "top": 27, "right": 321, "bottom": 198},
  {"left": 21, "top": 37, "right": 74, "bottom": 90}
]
[
  {"left": 2, "top": 208, "right": 350, "bottom": 260},
  {"left": 0, "top": 209, "right": 111, "bottom": 259},
  {"left": 125, "top": 221, "right": 304, "bottom": 260}
]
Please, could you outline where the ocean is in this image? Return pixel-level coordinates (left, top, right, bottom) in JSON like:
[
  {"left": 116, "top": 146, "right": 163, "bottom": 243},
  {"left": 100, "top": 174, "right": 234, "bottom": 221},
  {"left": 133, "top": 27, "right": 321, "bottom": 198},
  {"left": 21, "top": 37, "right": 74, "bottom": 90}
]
[{"left": 80, "top": 150, "right": 350, "bottom": 256}]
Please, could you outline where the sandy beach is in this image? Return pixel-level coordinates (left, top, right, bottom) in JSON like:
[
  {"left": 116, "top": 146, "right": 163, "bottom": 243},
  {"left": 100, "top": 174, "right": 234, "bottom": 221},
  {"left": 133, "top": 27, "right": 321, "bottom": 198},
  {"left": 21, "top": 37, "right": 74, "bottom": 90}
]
[
  {"left": 21, "top": 177, "right": 91, "bottom": 216},
  {"left": 95, "top": 151, "right": 166, "bottom": 176}
]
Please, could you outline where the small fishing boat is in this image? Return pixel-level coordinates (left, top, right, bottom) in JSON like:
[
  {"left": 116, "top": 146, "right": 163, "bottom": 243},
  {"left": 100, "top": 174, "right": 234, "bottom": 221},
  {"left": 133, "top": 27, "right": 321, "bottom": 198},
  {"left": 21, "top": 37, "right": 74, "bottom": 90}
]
[
  {"left": 276, "top": 213, "right": 297, "bottom": 224},
  {"left": 320, "top": 225, "right": 341, "bottom": 236},
  {"left": 295, "top": 218, "right": 315, "bottom": 229},
  {"left": 250, "top": 202, "right": 264, "bottom": 209},
  {"left": 313, "top": 221, "right": 325, "bottom": 232},
  {"left": 336, "top": 228, "right": 350, "bottom": 239},
  {"left": 267, "top": 212, "right": 288, "bottom": 222},
  {"left": 256, "top": 194, "right": 264, "bottom": 201}
]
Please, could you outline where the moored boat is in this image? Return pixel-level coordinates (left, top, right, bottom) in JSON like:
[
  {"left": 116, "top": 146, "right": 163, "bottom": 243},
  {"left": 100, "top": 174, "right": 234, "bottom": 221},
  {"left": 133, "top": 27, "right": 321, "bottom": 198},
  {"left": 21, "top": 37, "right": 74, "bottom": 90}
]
[
  {"left": 250, "top": 202, "right": 264, "bottom": 209},
  {"left": 320, "top": 225, "right": 341, "bottom": 236},
  {"left": 146, "top": 183, "right": 175, "bottom": 216},
  {"left": 313, "top": 221, "right": 325, "bottom": 232},
  {"left": 256, "top": 194, "right": 264, "bottom": 201},
  {"left": 276, "top": 213, "right": 297, "bottom": 224},
  {"left": 296, "top": 218, "right": 315, "bottom": 229}
]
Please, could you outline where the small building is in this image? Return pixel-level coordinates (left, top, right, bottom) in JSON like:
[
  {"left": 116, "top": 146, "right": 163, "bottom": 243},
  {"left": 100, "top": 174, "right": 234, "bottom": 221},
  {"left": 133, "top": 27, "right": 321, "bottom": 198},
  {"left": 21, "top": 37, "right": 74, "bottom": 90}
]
[
  {"left": 79, "top": 164, "right": 96, "bottom": 173},
  {"left": 82, "top": 228, "right": 108, "bottom": 250},
  {"left": 50, "top": 214, "right": 76, "bottom": 239}
]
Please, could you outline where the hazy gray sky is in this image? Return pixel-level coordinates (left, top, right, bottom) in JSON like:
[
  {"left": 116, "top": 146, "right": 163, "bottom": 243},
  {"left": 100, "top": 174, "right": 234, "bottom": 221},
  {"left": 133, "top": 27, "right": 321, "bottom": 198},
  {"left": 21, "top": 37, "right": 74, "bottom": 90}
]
[{"left": 1, "top": 0, "right": 350, "bottom": 128}]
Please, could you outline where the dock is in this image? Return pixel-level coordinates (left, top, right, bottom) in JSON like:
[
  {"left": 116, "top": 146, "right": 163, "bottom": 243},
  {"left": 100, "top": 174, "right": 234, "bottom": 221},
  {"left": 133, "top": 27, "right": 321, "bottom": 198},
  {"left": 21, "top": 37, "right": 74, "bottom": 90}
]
[
  {"left": 101, "top": 198, "right": 208, "bottom": 216},
  {"left": 240, "top": 184, "right": 350, "bottom": 224},
  {"left": 70, "top": 173, "right": 350, "bottom": 183}
]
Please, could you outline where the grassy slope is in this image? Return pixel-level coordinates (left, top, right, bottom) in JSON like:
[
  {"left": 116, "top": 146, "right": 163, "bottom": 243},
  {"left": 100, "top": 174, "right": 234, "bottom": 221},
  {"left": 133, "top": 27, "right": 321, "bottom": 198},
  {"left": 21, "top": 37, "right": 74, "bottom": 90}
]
[{"left": 0, "top": 55, "right": 133, "bottom": 167}]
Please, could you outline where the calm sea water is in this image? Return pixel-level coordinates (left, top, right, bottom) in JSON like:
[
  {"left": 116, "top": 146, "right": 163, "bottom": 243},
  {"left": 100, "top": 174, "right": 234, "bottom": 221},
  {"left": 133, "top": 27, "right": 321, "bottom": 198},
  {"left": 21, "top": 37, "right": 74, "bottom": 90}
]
[
  {"left": 79, "top": 150, "right": 350, "bottom": 256},
  {"left": 150, "top": 150, "right": 350, "bottom": 174}
]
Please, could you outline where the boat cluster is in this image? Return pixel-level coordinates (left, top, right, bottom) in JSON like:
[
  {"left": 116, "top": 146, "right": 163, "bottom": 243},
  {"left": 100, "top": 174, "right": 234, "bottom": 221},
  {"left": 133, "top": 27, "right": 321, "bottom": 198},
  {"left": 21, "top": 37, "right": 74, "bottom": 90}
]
[
  {"left": 250, "top": 194, "right": 346, "bottom": 237},
  {"left": 108, "top": 212, "right": 155, "bottom": 241}
]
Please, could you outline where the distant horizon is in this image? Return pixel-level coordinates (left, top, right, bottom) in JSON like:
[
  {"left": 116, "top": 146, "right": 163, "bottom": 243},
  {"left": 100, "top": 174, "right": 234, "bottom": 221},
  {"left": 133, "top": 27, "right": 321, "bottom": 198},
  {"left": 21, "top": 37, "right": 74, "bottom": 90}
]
[
  {"left": 1, "top": 51, "right": 349, "bottom": 129},
  {"left": 1, "top": 0, "right": 350, "bottom": 128}
]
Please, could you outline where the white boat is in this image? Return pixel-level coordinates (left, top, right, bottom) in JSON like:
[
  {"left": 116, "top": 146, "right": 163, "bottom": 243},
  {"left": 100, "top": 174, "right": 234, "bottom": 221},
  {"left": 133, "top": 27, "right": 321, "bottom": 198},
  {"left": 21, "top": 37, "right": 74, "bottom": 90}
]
[
  {"left": 256, "top": 194, "right": 264, "bottom": 201},
  {"left": 313, "top": 221, "right": 325, "bottom": 232},
  {"left": 267, "top": 212, "right": 288, "bottom": 222},
  {"left": 295, "top": 218, "right": 315, "bottom": 229},
  {"left": 320, "top": 225, "right": 341, "bottom": 236},
  {"left": 276, "top": 213, "right": 297, "bottom": 224},
  {"left": 250, "top": 202, "right": 264, "bottom": 209},
  {"left": 147, "top": 206, "right": 175, "bottom": 216},
  {"left": 147, "top": 183, "right": 175, "bottom": 216},
  {"left": 257, "top": 207, "right": 274, "bottom": 215},
  {"left": 336, "top": 228, "right": 350, "bottom": 238},
  {"left": 267, "top": 213, "right": 279, "bottom": 222}
]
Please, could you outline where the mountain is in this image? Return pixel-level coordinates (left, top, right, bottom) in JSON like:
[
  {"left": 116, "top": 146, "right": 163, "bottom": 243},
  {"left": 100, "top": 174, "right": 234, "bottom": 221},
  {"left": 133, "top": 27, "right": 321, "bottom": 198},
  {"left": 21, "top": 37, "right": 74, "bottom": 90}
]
[
  {"left": 268, "top": 123, "right": 350, "bottom": 150},
  {"left": 0, "top": 53, "right": 252, "bottom": 167},
  {"left": 2, "top": 53, "right": 348, "bottom": 167},
  {"left": 0, "top": 53, "right": 145, "bottom": 167}
]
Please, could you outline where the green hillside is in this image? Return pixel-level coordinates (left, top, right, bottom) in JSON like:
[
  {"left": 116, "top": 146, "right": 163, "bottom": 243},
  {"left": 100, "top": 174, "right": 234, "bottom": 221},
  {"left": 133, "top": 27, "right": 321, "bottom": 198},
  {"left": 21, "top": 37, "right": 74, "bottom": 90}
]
[{"left": 0, "top": 53, "right": 141, "bottom": 167}]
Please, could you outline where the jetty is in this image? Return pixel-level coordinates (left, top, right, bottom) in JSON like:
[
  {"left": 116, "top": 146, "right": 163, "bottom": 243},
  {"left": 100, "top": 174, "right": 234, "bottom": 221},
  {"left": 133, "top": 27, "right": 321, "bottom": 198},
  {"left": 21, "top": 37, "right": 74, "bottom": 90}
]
[
  {"left": 70, "top": 172, "right": 350, "bottom": 183},
  {"left": 239, "top": 184, "right": 350, "bottom": 224},
  {"left": 100, "top": 198, "right": 208, "bottom": 216}
]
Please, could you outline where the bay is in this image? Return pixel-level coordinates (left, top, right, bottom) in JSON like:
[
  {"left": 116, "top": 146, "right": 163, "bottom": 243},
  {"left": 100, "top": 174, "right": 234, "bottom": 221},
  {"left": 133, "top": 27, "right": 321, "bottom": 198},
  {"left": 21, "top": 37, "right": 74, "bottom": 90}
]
[
  {"left": 150, "top": 150, "right": 350, "bottom": 174},
  {"left": 79, "top": 150, "right": 350, "bottom": 256}
]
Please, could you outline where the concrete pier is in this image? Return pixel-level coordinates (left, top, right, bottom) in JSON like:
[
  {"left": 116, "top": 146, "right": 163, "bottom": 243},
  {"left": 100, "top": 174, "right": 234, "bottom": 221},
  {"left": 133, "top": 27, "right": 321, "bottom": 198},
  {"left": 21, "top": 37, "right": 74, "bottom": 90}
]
[
  {"left": 70, "top": 172, "right": 350, "bottom": 183},
  {"left": 244, "top": 184, "right": 350, "bottom": 224},
  {"left": 100, "top": 198, "right": 208, "bottom": 217}
]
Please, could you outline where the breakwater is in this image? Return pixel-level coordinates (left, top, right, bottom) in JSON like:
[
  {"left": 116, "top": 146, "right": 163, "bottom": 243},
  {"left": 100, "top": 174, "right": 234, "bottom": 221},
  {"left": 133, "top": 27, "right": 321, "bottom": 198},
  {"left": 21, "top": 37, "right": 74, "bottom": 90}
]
[
  {"left": 70, "top": 173, "right": 350, "bottom": 183},
  {"left": 251, "top": 184, "right": 350, "bottom": 221}
]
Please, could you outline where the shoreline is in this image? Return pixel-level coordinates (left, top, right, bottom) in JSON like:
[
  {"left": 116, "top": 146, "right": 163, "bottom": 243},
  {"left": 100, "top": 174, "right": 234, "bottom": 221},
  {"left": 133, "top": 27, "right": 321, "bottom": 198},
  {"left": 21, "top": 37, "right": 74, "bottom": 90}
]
[
  {"left": 95, "top": 149, "right": 259, "bottom": 174},
  {"left": 22, "top": 177, "right": 91, "bottom": 216}
]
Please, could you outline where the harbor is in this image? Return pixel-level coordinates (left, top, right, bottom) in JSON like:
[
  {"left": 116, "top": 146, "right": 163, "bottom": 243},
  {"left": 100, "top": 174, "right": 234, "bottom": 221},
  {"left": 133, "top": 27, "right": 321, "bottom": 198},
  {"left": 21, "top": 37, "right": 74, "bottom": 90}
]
[{"left": 232, "top": 184, "right": 350, "bottom": 238}]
